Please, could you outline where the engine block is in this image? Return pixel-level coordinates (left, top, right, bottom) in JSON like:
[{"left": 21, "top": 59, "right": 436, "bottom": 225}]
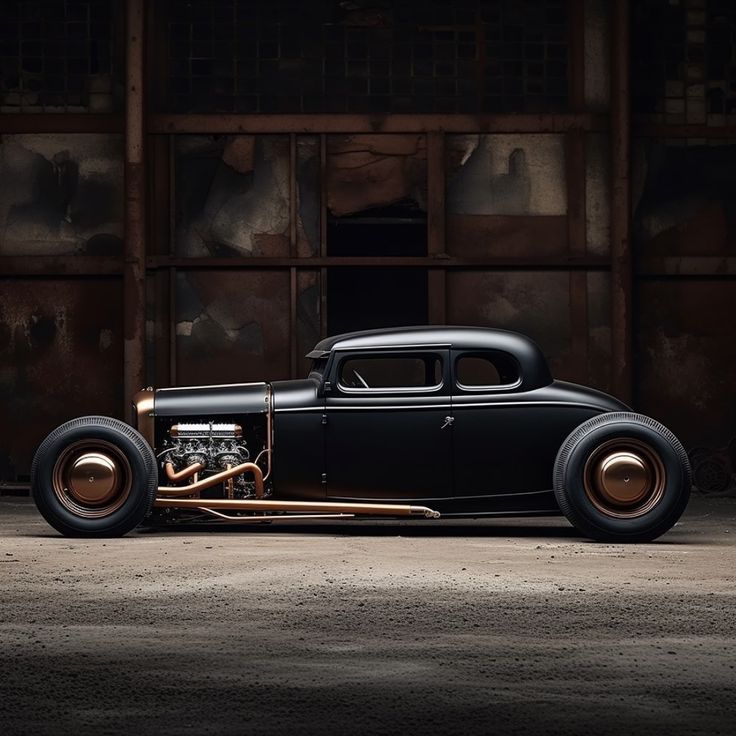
[{"left": 161, "top": 422, "right": 257, "bottom": 497}]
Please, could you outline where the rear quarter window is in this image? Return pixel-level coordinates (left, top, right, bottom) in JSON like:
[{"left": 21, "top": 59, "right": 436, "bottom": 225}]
[{"left": 455, "top": 352, "right": 520, "bottom": 389}]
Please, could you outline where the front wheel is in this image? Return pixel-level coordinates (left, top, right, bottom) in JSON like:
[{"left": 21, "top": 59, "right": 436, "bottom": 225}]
[
  {"left": 31, "top": 416, "right": 157, "bottom": 537},
  {"left": 553, "top": 412, "right": 691, "bottom": 542}
]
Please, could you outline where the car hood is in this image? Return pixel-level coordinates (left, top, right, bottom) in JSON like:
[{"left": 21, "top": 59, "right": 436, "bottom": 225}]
[{"left": 154, "top": 382, "right": 269, "bottom": 417}]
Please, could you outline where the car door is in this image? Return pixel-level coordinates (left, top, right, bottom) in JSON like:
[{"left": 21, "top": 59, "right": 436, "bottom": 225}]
[
  {"left": 451, "top": 348, "right": 533, "bottom": 497},
  {"left": 451, "top": 349, "right": 584, "bottom": 499},
  {"left": 324, "top": 349, "right": 452, "bottom": 501}
]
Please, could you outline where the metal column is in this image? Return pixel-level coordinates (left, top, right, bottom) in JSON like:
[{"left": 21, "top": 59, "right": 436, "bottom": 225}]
[
  {"left": 123, "top": 0, "right": 147, "bottom": 410},
  {"left": 610, "top": 0, "right": 632, "bottom": 404}
]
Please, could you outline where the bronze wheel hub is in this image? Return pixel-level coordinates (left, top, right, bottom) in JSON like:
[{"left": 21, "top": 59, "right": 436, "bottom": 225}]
[
  {"left": 583, "top": 439, "right": 666, "bottom": 519},
  {"left": 52, "top": 440, "right": 132, "bottom": 518}
]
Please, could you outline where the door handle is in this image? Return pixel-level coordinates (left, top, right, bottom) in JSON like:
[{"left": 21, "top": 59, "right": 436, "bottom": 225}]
[{"left": 441, "top": 416, "right": 454, "bottom": 429}]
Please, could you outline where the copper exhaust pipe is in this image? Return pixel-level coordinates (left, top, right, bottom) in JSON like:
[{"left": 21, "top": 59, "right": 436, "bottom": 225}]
[
  {"left": 164, "top": 461, "right": 205, "bottom": 483},
  {"left": 153, "top": 496, "right": 440, "bottom": 518},
  {"left": 157, "top": 461, "right": 265, "bottom": 498}
]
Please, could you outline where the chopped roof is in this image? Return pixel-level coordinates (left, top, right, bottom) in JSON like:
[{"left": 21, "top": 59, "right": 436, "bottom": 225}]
[{"left": 307, "top": 326, "right": 552, "bottom": 390}]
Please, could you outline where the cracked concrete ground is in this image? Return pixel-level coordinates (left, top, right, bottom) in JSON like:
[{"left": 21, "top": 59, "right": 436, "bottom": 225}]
[{"left": 1, "top": 496, "right": 735, "bottom": 735}]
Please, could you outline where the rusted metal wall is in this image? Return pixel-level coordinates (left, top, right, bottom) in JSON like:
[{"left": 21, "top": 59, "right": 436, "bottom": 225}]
[
  {"left": 0, "top": 278, "right": 123, "bottom": 480},
  {"left": 2, "top": 0, "right": 735, "bottom": 488}
]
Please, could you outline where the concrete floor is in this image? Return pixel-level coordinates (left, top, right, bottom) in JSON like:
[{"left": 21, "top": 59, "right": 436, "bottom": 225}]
[{"left": 0, "top": 496, "right": 735, "bottom": 736}]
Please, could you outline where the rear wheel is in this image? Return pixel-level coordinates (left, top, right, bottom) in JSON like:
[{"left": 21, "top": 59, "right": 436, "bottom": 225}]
[
  {"left": 31, "top": 416, "right": 157, "bottom": 537},
  {"left": 553, "top": 413, "right": 691, "bottom": 542}
]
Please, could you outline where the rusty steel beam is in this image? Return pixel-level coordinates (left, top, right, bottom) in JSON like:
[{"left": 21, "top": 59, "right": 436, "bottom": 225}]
[
  {"left": 610, "top": 0, "right": 632, "bottom": 405},
  {"left": 0, "top": 255, "right": 612, "bottom": 278},
  {"left": 0, "top": 256, "right": 124, "bottom": 276},
  {"left": 124, "top": 0, "right": 147, "bottom": 410},
  {"left": 289, "top": 135, "right": 298, "bottom": 377},
  {"left": 634, "top": 124, "right": 736, "bottom": 138},
  {"left": 638, "top": 257, "right": 736, "bottom": 277},
  {"left": 566, "top": 133, "right": 589, "bottom": 385},
  {"left": 566, "top": 0, "right": 588, "bottom": 385},
  {"left": 144, "top": 256, "right": 610, "bottom": 270},
  {"left": 427, "top": 132, "right": 447, "bottom": 324},
  {"left": 149, "top": 113, "right": 608, "bottom": 135},
  {"left": 319, "top": 134, "right": 328, "bottom": 339},
  {"left": 0, "top": 114, "right": 123, "bottom": 133}
]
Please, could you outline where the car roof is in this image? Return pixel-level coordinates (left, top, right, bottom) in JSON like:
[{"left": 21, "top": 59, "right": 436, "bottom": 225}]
[{"left": 306, "top": 326, "right": 552, "bottom": 389}]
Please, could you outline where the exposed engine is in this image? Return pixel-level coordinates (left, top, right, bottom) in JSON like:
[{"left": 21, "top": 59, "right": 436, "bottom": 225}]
[{"left": 160, "top": 422, "right": 263, "bottom": 498}]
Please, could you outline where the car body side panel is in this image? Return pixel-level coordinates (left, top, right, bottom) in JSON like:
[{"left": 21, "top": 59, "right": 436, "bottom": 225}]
[
  {"left": 270, "top": 379, "right": 325, "bottom": 501},
  {"left": 451, "top": 380, "right": 629, "bottom": 498}
]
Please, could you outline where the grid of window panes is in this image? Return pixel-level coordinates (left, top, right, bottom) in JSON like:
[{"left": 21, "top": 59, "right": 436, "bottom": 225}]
[
  {"left": 162, "top": 0, "right": 568, "bottom": 114},
  {"left": 632, "top": 0, "right": 736, "bottom": 124},
  {"left": 0, "top": 0, "right": 120, "bottom": 112}
]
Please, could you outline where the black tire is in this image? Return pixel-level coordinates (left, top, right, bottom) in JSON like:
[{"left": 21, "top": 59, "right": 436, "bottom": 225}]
[
  {"left": 553, "top": 412, "right": 691, "bottom": 542},
  {"left": 31, "top": 416, "right": 157, "bottom": 537}
]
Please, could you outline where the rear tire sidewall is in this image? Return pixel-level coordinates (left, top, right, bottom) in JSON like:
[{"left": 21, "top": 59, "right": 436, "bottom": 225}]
[
  {"left": 555, "top": 414, "right": 691, "bottom": 542},
  {"left": 32, "top": 418, "right": 156, "bottom": 537}
]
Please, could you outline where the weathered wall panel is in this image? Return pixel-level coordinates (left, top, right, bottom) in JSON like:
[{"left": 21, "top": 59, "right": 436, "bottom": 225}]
[
  {"left": 633, "top": 140, "right": 736, "bottom": 257},
  {"left": 447, "top": 269, "right": 611, "bottom": 391},
  {"left": 174, "top": 135, "right": 291, "bottom": 257},
  {"left": 447, "top": 270, "right": 571, "bottom": 378},
  {"left": 636, "top": 279, "right": 736, "bottom": 449},
  {"left": 0, "top": 134, "right": 124, "bottom": 255},
  {"left": 175, "top": 270, "right": 290, "bottom": 386},
  {"left": 446, "top": 134, "right": 567, "bottom": 257},
  {"left": 0, "top": 278, "right": 123, "bottom": 480},
  {"left": 326, "top": 134, "right": 427, "bottom": 218}
]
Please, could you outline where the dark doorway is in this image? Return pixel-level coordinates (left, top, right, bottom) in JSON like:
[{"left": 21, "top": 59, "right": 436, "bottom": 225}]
[{"left": 326, "top": 201, "right": 428, "bottom": 335}]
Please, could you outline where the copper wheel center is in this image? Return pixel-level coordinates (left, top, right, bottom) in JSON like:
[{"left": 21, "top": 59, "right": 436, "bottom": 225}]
[
  {"left": 583, "top": 439, "right": 666, "bottom": 519},
  {"left": 52, "top": 440, "right": 132, "bottom": 519}
]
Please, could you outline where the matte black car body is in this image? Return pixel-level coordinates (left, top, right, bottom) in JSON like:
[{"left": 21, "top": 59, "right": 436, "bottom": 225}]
[
  {"left": 32, "top": 326, "right": 691, "bottom": 540},
  {"left": 156, "top": 326, "right": 626, "bottom": 515}
]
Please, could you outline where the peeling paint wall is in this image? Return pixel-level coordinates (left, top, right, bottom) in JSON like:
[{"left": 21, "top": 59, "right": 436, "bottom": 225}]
[
  {"left": 174, "top": 135, "right": 291, "bottom": 257},
  {"left": 326, "top": 134, "right": 427, "bottom": 217},
  {"left": 0, "top": 134, "right": 124, "bottom": 255},
  {"left": 447, "top": 134, "right": 567, "bottom": 216},
  {"left": 445, "top": 134, "right": 567, "bottom": 258}
]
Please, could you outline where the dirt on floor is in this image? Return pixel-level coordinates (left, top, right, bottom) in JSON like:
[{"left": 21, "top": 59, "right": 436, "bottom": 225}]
[{"left": 0, "top": 495, "right": 735, "bottom": 736}]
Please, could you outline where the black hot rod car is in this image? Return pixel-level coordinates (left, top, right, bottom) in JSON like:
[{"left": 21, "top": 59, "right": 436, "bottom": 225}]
[{"left": 31, "top": 326, "right": 691, "bottom": 541}]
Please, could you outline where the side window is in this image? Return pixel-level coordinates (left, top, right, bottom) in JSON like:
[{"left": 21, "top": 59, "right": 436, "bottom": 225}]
[
  {"left": 455, "top": 351, "right": 520, "bottom": 389},
  {"left": 338, "top": 354, "right": 442, "bottom": 391}
]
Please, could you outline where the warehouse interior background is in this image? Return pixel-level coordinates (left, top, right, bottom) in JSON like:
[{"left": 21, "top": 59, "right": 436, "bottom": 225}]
[{"left": 0, "top": 0, "right": 735, "bottom": 491}]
